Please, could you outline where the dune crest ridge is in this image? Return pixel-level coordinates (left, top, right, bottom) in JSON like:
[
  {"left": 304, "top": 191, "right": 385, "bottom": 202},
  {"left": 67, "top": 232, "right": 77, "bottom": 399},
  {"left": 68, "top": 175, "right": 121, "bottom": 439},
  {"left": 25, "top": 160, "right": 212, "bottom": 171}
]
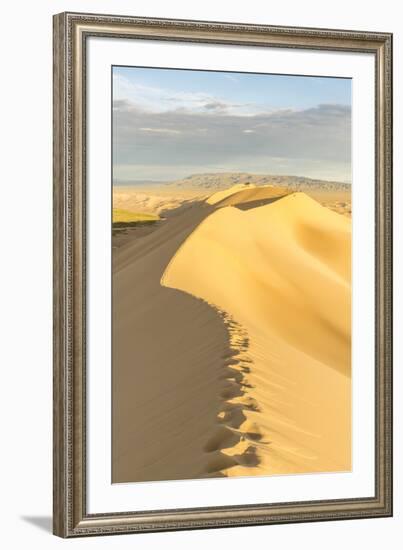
[{"left": 162, "top": 192, "right": 351, "bottom": 476}]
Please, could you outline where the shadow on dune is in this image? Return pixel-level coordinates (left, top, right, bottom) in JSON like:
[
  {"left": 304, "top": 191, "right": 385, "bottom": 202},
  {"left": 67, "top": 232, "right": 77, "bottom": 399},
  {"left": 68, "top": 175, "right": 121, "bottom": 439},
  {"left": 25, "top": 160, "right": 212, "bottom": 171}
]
[
  {"left": 112, "top": 199, "right": 261, "bottom": 483},
  {"left": 159, "top": 199, "right": 207, "bottom": 219},
  {"left": 197, "top": 309, "right": 260, "bottom": 478},
  {"left": 233, "top": 195, "right": 288, "bottom": 211}
]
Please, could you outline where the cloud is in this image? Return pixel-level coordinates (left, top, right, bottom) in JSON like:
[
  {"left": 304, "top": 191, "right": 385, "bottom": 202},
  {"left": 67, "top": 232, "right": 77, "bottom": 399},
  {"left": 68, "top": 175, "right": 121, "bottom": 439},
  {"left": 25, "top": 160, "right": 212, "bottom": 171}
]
[
  {"left": 113, "top": 74, "right": 208, "bottom": 112},
  {"left": 113, "top": 98, "right": 132, "bottom": 112},
  {"left": 203, "top": 101, "right": 229, "bottom": 112},
  {"left": 223, "top": 74, "right": 240, "bottom": 84},
  {"left": 113, "top": 100, "right": 351, "bottom": 182},
  {"left": 113, "top": 73, "right": 255, "bottom": 115},
  {"left": 139, "top": 127, "right": 182, "bottom": 134}
]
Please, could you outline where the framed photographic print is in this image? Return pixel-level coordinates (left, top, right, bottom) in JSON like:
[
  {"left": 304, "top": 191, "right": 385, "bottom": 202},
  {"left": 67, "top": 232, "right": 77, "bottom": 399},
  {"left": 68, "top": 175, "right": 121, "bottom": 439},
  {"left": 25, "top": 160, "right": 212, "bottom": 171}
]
[{"left": 53, "top": 12, "right": 393, "bottom": 537}]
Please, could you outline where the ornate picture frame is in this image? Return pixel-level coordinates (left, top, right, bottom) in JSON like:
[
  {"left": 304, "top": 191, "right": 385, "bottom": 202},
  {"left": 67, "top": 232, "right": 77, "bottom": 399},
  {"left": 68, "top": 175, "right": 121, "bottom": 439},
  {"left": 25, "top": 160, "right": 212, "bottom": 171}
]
[{"left": 53, "top": 12, "right": 392, "bottom": 537}]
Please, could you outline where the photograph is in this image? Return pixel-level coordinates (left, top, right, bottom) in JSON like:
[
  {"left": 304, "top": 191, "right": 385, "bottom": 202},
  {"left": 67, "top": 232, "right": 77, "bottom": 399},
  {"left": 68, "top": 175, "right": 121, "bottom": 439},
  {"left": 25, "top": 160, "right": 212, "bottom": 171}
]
[{"left": 112, "top": 66, "right": 352, "bottom": 484}]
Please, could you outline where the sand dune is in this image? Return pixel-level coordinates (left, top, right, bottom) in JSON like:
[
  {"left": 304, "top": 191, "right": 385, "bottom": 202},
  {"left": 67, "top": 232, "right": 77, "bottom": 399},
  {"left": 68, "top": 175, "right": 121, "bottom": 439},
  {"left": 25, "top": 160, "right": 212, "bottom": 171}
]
[
  {"left": 206, "top": 183, "right": 256, "bottom": 205},
  {"left": 207, "top": 183, "right": 289, "bottom": 208},
  {"left": 113, "top": 186, "right": 206, "bottom": 216},
  {"left": 112, "top": 201, "right": 238, "bottom": 482},
  {"left": 112, "top": 188, "right": 351, "bottom": 482},
  {"left": 162, "top": 193, "right": 351, "bottom": 476}
]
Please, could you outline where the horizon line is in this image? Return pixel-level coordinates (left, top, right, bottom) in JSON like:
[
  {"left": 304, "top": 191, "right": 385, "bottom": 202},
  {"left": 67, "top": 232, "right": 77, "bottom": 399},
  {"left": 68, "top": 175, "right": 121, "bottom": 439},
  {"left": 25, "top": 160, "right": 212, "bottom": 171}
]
[{"left": 112, "top": 172, "right": 352, "bottom": 186}]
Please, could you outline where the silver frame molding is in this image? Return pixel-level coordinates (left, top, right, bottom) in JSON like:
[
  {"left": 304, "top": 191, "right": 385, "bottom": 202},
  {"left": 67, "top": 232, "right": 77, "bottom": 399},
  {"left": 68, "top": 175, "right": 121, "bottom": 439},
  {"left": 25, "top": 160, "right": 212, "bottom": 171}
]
[{"left": 53, "top": 11, "right": 393, "bottom": 538}]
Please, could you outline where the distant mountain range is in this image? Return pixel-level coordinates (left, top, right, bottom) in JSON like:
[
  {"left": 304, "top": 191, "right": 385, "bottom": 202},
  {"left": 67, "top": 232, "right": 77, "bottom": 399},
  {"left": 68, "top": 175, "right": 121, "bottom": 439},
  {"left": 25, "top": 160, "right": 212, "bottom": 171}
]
[{"left": 166, "top": 173, "right": 350, "bottom": 191}]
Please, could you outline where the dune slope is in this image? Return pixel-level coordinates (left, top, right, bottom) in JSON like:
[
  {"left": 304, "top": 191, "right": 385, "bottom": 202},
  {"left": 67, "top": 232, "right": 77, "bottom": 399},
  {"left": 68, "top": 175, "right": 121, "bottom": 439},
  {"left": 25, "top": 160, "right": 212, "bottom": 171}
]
[
  {"left": 112, "top": 201, "right": 256, "bottom": 482},
  {"left": 162, "top": 193, "right": 351, "bottom": 476},
  {"left": 210, "top": 184, "right": 289, "bottom": 209}
]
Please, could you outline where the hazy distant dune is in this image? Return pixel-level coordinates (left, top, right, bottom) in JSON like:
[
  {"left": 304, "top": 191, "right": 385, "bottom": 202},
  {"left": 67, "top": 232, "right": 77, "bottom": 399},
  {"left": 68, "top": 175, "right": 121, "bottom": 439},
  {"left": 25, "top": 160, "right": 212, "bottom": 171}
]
[{"left": 113, "top": 187, "right": 206, "bottom": 217}]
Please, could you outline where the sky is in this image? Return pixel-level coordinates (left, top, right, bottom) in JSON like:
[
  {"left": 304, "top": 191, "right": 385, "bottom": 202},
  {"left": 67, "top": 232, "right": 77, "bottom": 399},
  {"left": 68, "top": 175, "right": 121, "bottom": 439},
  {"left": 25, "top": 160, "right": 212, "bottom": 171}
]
[{"left": 112, "top": 66, "right": 351, "bottom": 183}]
